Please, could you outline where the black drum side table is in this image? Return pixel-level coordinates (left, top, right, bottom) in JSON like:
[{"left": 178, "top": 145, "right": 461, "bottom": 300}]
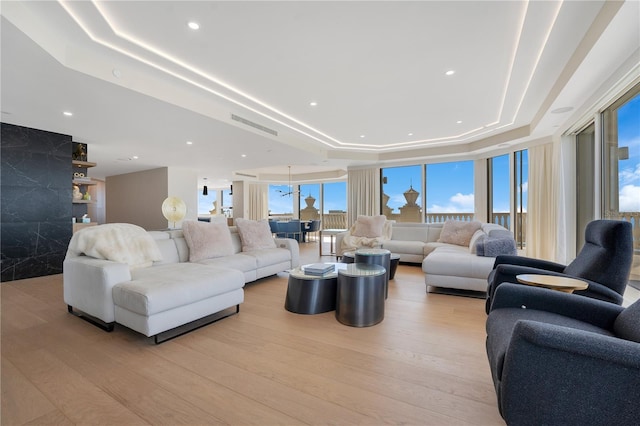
[{"left": 336, "top": 263, "right": 386, "bottom": 327}]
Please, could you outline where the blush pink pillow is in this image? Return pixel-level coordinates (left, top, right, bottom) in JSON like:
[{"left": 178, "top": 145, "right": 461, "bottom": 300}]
[
  {"left": 182, "top": 220, "right": 233, "bottom": 262},
  {"left": 352, "top": 215, "right": 386, "bottom": 238},
  {"left": 438, "top": 220, "right": 482, "bottom": 247},
  {"left": 235, "top": 219, "right": 277, "bottom": 251}
]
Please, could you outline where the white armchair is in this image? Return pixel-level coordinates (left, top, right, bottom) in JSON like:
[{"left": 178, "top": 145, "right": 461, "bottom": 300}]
[{"left": 336, "top": 215, "right": 393, "bottom": 258}]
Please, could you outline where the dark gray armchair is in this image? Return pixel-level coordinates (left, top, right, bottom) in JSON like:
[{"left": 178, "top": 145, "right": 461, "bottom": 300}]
[
  {"left": 486, "top": 283, "right": 640, "bottom": 425},
  {"left": 485, "top": 219, "right": 633, "bottom": 313}
]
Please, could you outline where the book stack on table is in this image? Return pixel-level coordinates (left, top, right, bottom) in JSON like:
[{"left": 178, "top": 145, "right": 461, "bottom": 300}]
[{"left": 303, "top": 263, "right": 335, "bottom": 276}]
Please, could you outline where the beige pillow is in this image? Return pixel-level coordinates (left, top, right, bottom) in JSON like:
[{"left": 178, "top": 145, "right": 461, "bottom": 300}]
[
  {"left": 235, "top": 218, "right": 277, "bottom": 251},
  {"left": 182, "top": 220, "right": 233, "bottom": 262},
  {"left": 438, "top": 220, "right": 482, "bottom": 247},
  {"left": 352, "top": 215, "right": 386, "bottom": 238}
]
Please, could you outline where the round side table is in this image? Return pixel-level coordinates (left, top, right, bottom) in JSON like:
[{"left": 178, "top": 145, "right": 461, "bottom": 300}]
[
  {"left": 343, "top": 250, "right": 400, "bottom": 280},
  {"left": 355, "top": 248, "right": 391, "bottom": 298},
  {"left": 336, "top": 263, "right": 386, "bottom": 327},
  {"left": 285, "top": 265, "right": 339, "bottom": 314}
]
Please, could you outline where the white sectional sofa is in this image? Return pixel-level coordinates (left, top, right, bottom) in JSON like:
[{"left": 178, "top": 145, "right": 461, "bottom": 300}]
[
  {"left": 336, "top": 221, "right": 515, "bottom": 293},
  {"left": 64, "top": 223, "right": 299, "bottom": 343}
]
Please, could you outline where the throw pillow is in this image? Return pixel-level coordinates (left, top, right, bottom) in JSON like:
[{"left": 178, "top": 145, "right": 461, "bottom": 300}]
[
  {"left": 352, "top": 215, "right": 386, "bottom": 238},
  {"left": 182, "top": 220, "right": 233, "bottom": 262},
  {"left": 236, "top": 218, "right": 277, "bottom": 252},
  {"left": 438, "top": 220, "right": 482, "bottom": 247}
]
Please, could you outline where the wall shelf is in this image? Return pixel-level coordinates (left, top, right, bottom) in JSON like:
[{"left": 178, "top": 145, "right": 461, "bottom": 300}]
[
  {"left": 72, "top": 199, "right": 95, "bottom": 204},
  {"left": 73, "top": 179, "right": 97, "bottom": 186},
  {"left": 72, "top": 160, "right": 96, "bottom": 168}
]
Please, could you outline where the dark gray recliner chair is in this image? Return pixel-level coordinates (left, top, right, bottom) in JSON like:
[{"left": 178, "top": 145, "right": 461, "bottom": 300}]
[
  {"left": 485, "top": 219, "right": 633, "bottom": 313},
  {"left": 486, "top": 283, "right": 640, "bottom": 425}
]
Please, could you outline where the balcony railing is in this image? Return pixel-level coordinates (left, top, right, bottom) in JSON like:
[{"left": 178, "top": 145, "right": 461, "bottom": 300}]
[{"left": 321, "top": 212, "right": 348, "bottom": 229}]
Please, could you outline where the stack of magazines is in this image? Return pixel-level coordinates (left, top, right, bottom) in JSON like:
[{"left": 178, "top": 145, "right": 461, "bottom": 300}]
[{"left": 303, "top": 263, "right": 335, "bottom": 276}]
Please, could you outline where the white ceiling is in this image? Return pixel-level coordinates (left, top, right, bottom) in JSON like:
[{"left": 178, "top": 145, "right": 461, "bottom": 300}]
[{"left": 1, "top": 1, "right": 639, "bottom": 188}]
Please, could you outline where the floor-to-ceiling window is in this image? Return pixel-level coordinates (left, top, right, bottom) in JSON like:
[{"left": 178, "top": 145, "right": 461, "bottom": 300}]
[
  {"left": 425, "top": 160, "right": 474, "bottom": 223},
  {"left": 198, "top": 188, "right": 217, "bottom": 216},
  {"left": 514, "top": 149, "right": 528, "bottom": 249},
  {"left": 380, "top": 165, "right": 422, "bottom": 223},
  {"left": 488, "top": 154, "right": 510, "bottom": 229},
  {"left": 268, "top": 184, "right": 295, "bottom": 218},
  {"left": 322, "top": 181, "right": 347, "bottom": 229},
  {"left": 221, "top": 188, "right": 233, "bottom": 218},
  {"left": 300, "top": 184, "right": 320, "bottom": 221},
  {"left": 602, "top": 83, "right": 639, "bottom": 282}
]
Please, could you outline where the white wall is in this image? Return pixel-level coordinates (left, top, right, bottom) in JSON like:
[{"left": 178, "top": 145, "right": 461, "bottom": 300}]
[
  {"left": 106, "top": 167, "right": 168, "bottom": 230},
  {"left": 168, "top": 167, "right": 198, "bottom": 227}
]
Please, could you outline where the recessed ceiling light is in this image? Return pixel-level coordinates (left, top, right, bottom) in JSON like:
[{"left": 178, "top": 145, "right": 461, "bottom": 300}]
[
  {"left": 132, "top": 155, "right": 139, "bottom": 160},
  {"left": 551, "top": 106, "right": 574, "bottom": 114},
  {"left": 309, "top": 101, "right": 318, "bottom": 107},
  {"left": 360, "top": 135, "right": 365, "bottom": 138},
  {"left": 187, "top": 22, "right": 200, "bottom": 30},
  {"left": 186, "top": 141, "right": 193, "bottom": 145},
  {"left": 445, "top": 70, "right": 455, "bottom": 76},
  {"left": 63, "top": 111, "right": 73, "bottom": 116},
  {"left": 408, "top": 132, "right": 414, "bottom": 136},
  {"left": 241, "top": 154, "right": 247, "bottom": 158},
  {"left": 456, "top": 120, "right": 462, "bottom": 124}
]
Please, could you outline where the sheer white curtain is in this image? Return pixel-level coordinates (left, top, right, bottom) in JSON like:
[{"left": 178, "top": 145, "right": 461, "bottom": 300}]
[
  {"left": 248, "top": 183, "right": 268, "bottom": 220},
  {"left": 347, "top": 168, "right": 380, "bottom": 227},
  {"left": 474, "top": 159, "right": 488, "bottom": 223},
  {"left": 526, "top": 142, "right": 559, "bottom": 261}
]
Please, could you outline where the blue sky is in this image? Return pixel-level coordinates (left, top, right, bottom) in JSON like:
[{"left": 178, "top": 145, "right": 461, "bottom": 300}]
[{"left": 617, "top": 93, "right": 640, "bottom": 212}]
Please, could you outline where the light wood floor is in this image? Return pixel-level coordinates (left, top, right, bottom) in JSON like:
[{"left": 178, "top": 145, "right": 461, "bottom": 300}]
[{"left": 12, "top": 239, "right": 631, "bottom": 425}]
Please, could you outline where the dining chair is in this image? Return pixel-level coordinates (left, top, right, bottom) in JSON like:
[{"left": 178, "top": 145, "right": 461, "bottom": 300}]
[
  {"left": 284, "top": 220, "right": 302, "bottom": 242},
  {"left": 306, "top": 219, "right": 321, "bottom": 242}
]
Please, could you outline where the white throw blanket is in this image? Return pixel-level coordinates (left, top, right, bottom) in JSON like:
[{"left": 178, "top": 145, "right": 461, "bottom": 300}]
[
  {"left": 341, "top": 220, "right": 393, "bottom": 252},
  {"left": 67, "top": 223, "right": 163, "bottom": 269}
]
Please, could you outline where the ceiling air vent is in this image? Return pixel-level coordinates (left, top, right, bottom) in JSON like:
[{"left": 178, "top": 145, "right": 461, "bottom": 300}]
[
  {"left": 231, "top": 114, "right": 278, "bottom": 136},
  {"left": 235, "top": 172, "right": 258, "bottom": 178}
]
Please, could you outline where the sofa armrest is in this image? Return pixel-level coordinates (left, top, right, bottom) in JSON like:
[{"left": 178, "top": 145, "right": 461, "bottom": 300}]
[
  {"left": 487, "top": 263, "right": 570, "bottom": 308},
  {"left": 274, "top": 238, "right": 300, "bottom": 268},
  {"left": 493, "top": 255, "right": 566, "bottom": 272},
  {"left": 335, "top": 232, "right": 350, "bottom": 257},
  {"left": 490, "top": 283, "right": 623, "bottom": 328},
  {"left": 499, "top": 320, "right": 640, "bottom": 425},
  {"left": 63, "top": 256, "right": 132, "bottom": 323}
]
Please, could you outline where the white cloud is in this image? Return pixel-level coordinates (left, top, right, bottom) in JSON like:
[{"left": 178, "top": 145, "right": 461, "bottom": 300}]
[
  {"left": 428, "top": 192, "right": 474, "bottom": 213},
  {"left": 521, "top": 181, "right": 528, "bottom": 193},
  {"left": 619, "top": 184, "right": 640, "bottom": 212},
  {"left": 450, "top": 192, "right": 474, "bottom": 208},
  {"left": 620, "top": 163, "right": 640, "bottom": 186}
]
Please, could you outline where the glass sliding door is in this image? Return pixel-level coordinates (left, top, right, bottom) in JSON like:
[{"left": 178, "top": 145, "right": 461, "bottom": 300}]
[{"left": 602, "top": 83, "right": 640, "bottom": 281}]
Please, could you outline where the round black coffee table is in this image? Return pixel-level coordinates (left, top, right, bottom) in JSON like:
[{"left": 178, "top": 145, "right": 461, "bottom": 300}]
[{"left": 285, "top": 264, "right": 341, "bottom": 314}]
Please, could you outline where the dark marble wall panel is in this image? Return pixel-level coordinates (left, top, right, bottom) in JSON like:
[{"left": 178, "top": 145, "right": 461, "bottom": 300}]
[{"left": 1, "top": 123, "right": 72, "bottom": 282}]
